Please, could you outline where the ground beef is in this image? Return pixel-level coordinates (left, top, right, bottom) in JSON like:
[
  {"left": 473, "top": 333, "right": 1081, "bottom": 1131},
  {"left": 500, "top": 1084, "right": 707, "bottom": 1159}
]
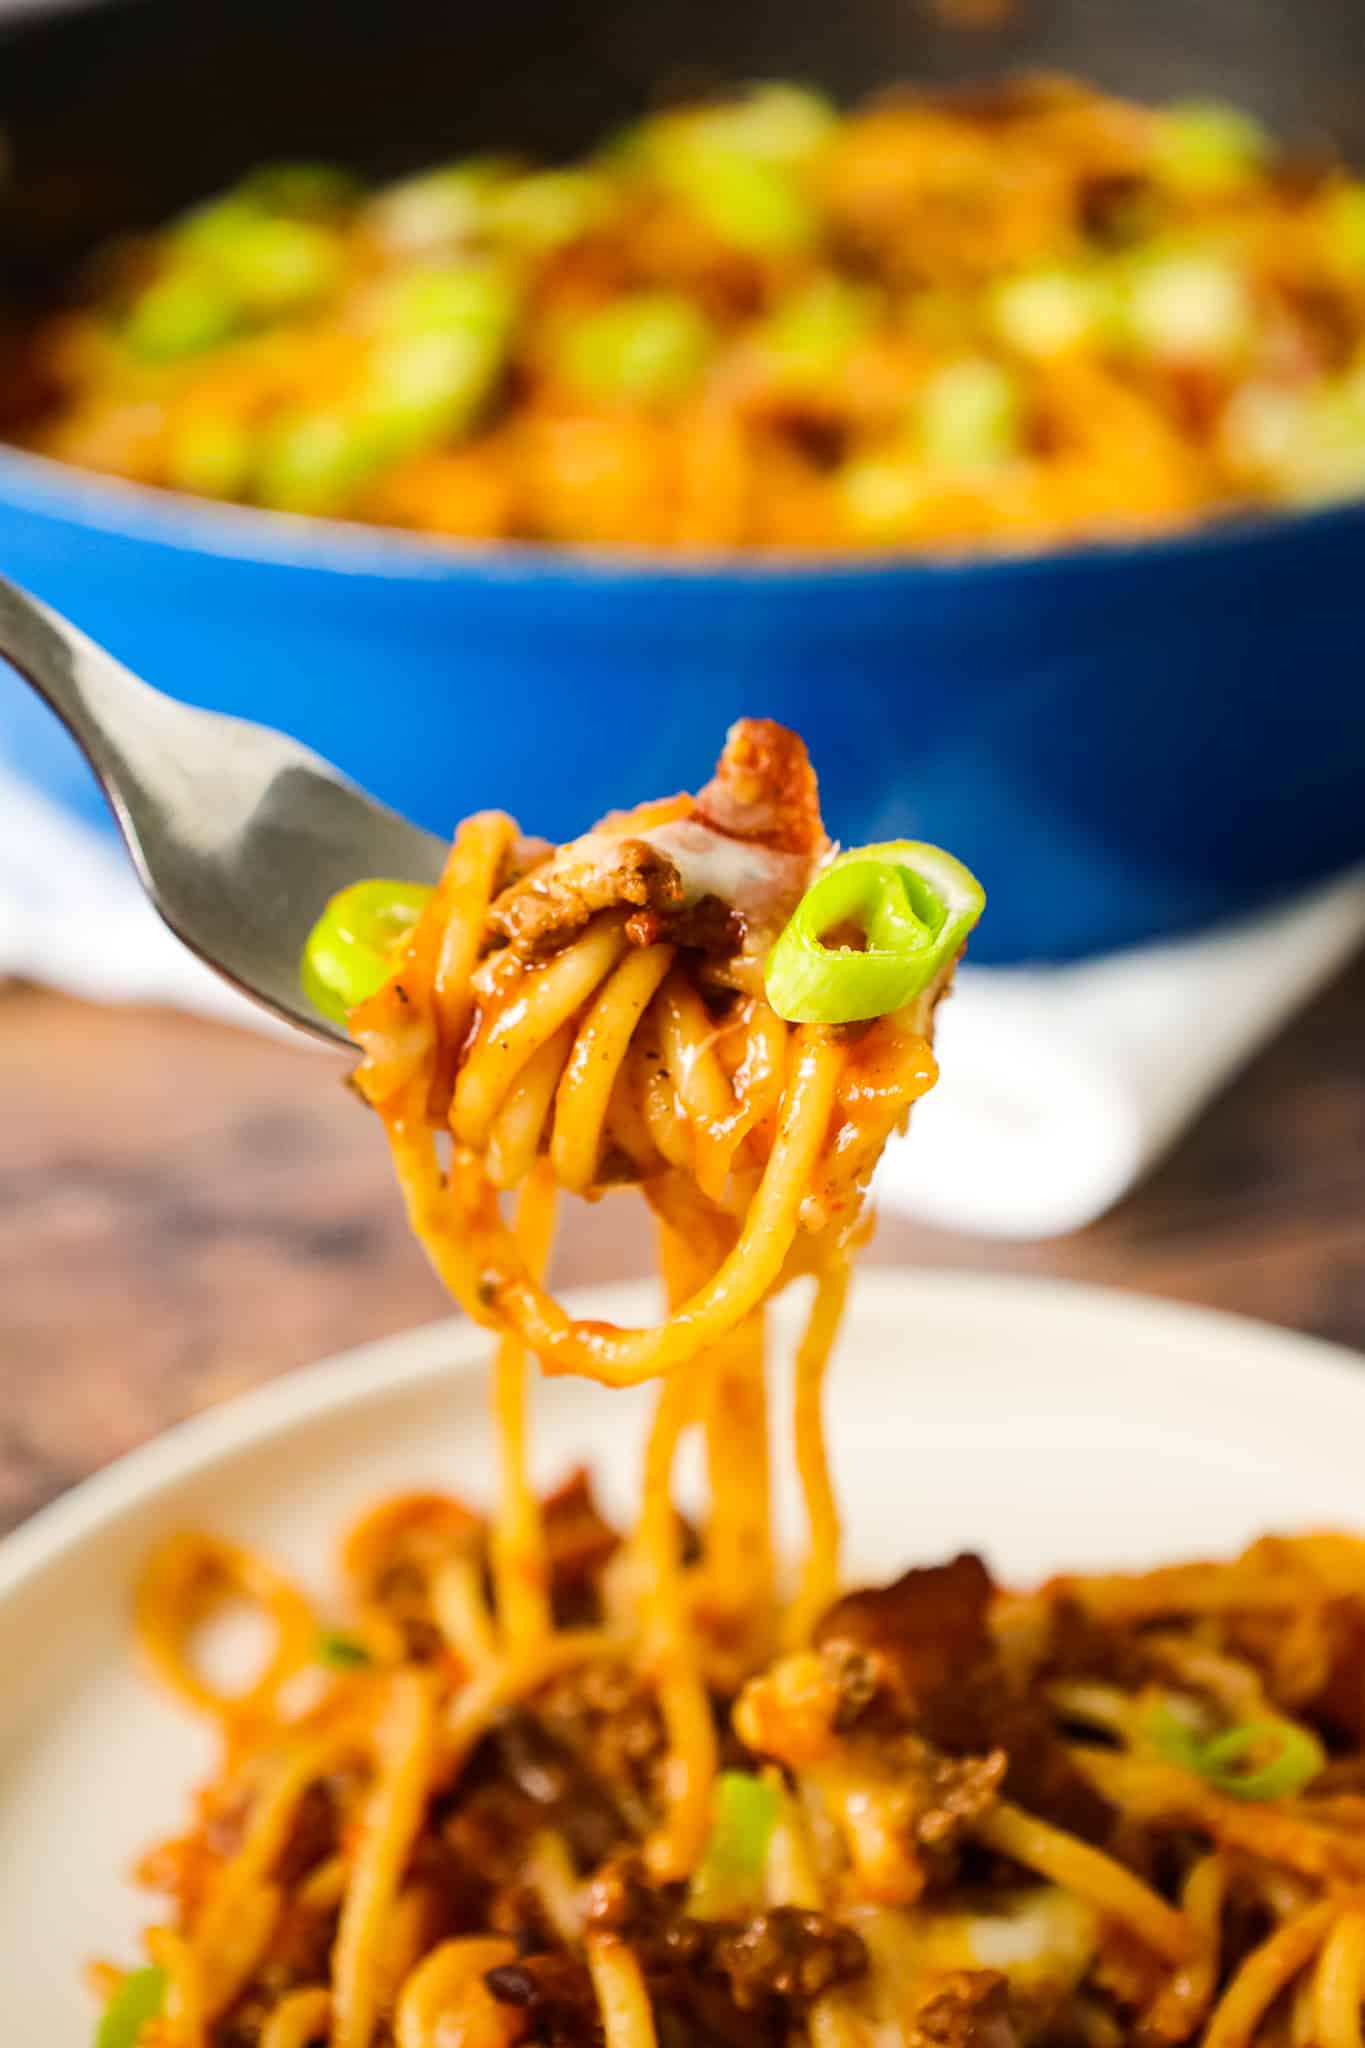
[
  {"left": 488, "top": 835, "right": 685, "bottom": 957},
  {"left": 816, "top": 1559, "right": 1113, "bottom": 1845},
  {"left": 586, "top": 1861, "right": 866, "bottom": 2029},
  {"left": 897, "top": 1738, "right": 1009, "bottom": 1869},
  {"left": 484, "top": 1707, "right": 633, "bottom": 1870},
  {"left": 710, "top": 1909, "right": 869, "bottom": 2014},
  {"left": 905, "top": 1970, "right": 1020, "bottom": 2048},
  {"left": 815, "top": 1556, "right": 996, "bottom": 1716},
  {"left": 486, "top": 1950, "right": 605, "bottom": 2048},
  {"left": 584, "top": 1858, "right": 707, "bottom": 1962},
  {"left": 623, "top": 897, "right": 743, "bottom": 957},
  {"left": 535, "top": 1661, "right": 668, "bottom": 1827}
]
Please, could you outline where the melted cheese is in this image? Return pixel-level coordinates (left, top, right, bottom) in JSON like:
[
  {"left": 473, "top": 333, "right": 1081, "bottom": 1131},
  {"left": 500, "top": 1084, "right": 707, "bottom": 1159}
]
[
  {"left": 848, "top": 1888, "right": 1100, "bottom": 2048},
  {"left": 639, "top": 819, "right": 818, "bottom": 925}
]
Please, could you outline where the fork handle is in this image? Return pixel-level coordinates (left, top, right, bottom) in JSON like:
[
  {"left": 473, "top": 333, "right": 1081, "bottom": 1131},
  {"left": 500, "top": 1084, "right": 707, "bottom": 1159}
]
[{"left": 0, "top": 575, "right": 151, "bottom": 811}]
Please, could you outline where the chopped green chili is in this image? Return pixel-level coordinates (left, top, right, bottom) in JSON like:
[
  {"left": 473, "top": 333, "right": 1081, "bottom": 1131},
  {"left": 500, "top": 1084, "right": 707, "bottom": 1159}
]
[
  {"left": 764, "top": 842, "right": 985, "bottom": 1025},
  {"left": 300, "top": 878, "right": 434, "bottom": 1025},
  {"left": 1146, "top": 1703, "right": 1325, "bottom": 1801},
  {"left": 96, "top": 1965, "right": 167, "bottom": 2048},
  {"left": 688, "top": 1771, "right": 781, "bottom": 1918}
]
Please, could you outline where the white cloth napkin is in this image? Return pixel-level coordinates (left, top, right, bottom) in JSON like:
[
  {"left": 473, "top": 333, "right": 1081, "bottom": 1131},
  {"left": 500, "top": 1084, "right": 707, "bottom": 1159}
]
[
  {"left": 880, "top": 864, "right": 1365, "bottom": 1237},
  {"left": 4, "top": 761, "right": 1364, "bottom": 1237}
]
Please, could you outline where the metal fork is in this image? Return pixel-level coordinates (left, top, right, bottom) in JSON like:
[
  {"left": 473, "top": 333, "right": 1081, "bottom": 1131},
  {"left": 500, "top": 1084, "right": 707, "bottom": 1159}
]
[{"left": 0, "top": 576, "right": 447, "bottom": 1046}]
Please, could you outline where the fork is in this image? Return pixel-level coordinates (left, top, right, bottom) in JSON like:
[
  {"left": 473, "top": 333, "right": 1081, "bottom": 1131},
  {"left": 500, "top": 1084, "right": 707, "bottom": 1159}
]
[{"left": 0, "top": 575, "right": 447, "bottom": 1046}]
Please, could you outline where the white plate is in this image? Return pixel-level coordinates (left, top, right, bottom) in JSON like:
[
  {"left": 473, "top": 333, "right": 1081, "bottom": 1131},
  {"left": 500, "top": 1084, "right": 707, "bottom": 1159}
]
[{"left": 5, "top": 1270, "right": 1365, "bottom": 2038}]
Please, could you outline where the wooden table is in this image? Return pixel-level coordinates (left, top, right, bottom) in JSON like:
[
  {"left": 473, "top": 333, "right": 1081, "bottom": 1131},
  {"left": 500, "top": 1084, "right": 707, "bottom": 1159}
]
[{"left": 4, "top": 960, "right": 1365, "bottom": 1538}]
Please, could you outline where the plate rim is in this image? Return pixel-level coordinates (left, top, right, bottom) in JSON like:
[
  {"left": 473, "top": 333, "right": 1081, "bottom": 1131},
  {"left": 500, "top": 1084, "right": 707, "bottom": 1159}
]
[{"left": 4, "top": 1269, "right": 1364, "bottom": 1609}]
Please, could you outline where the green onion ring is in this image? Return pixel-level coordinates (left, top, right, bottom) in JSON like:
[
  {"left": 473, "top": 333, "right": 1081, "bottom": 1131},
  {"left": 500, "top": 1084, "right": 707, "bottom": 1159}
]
[
  {"left": 1147, "top": 1703, "right": 1326, "bottom": 1801},
  {"left": 687, "top": 1769, "right": 781, "bottom": 1918},
  {"left": 299, "top": 878, "right": 434, "bottom": 1027},
  {"left": 97, "top": 1966, "right": 168, "bottom": 2048},
  {"left": 764, "top": 840, "right": 985, "bottom": 1025}
]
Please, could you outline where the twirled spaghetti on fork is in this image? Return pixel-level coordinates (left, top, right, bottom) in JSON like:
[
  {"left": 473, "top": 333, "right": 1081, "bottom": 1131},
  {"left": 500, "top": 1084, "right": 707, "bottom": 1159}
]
[
  {"left": 101, "top": 724, "right": 1365, "bottom": 2048},
  {"left": 319, "top": 718, "right": 979, "bottom": 1880}
]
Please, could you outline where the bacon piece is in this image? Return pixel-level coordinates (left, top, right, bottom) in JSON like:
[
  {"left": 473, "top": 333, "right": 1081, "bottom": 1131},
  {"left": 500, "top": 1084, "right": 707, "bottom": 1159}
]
[
  {"left": 694, "top": 718, "right": 827, "bottom": 855},
  {"left": 906, "top": 1970, "right": 1021, "bottom": 2048}
]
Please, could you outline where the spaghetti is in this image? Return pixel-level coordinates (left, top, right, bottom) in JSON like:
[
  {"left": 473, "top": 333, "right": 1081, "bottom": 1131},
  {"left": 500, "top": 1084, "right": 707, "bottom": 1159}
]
[{"left": 96, "top": 723, "right": 1365, "bottom": 2048}]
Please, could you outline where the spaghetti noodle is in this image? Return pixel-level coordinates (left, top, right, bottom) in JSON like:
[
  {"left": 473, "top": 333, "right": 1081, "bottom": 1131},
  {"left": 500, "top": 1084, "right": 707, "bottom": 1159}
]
[{"left": 96, "top": 722, "right": 1365, "bottom": 2048}]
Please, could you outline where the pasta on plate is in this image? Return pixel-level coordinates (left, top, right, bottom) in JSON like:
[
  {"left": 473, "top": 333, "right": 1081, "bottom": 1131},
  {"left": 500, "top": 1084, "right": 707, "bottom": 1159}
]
[{"left": 97, "top": 725, "right": 1365, "bottom": 2048}]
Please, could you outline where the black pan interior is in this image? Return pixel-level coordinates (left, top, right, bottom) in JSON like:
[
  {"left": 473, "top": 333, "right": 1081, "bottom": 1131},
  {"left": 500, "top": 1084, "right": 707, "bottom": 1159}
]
[{"left": 3, "top": 0, "right": 1365, "bottom": 286}]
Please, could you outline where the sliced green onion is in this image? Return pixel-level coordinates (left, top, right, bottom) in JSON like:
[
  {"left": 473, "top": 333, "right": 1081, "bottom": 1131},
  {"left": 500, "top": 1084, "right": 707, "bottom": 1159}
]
[
  {"left": 1152, "top": 101, "right": 1268, "bottom": 197},
  {"left": 489, "top": 169, "right": 615, "bottom": 249},
  {"left": 317, "top": 1629, "right": 373, "bottom": 1670},
  {"left": 555, "top": 292, "right": 713, "bottom": 407},
  {"left": 300, "top": 878, "right": 434, "bottom": 1025},
  {"left": 1147, "top": 1704, "right": 1325, "bottom": 1801},
  {"left": 1123, "top": 250, "right": 1253, "bottom": 364},
  {"left": 918, "top": 358, "right": 1023, "bottom": 470},
  {"left": 687, "top": 1770, "right": 781, "bottom": 1919},
  {"left": 762, "top": 275, "right": 875, "bottom": 375},
  {"left": 364, "top": 158, "right": 514, "bottom": 256},
  {"left": 96, "top": 1965, "right": 167, "bottom": 2048},
  {"left": 364, "top": 329, "right": 507, "bottom": 451},
  {"left": 165, "top": 413, "right": 253, "bottom": 499},
  {"left": 371, "top": 262, "right": 520, "bottom": 343},
  {"left": 992, "top": 267, "right": 1119, "bottom": 359},
  {"left": 123, "top": 268, "right": 240, "bottom": 361},
  {"left": 204, "top": 215, "right": 343, "bottom": 316},
  {"left": 764, "top": 841, "right": 985, "bottom": 1025},
  {"left": 254, "top": 408, "right": 382, "bottom": 514},
  {"left": 661, "top": 144, "right": 817, "bottom": 257}
]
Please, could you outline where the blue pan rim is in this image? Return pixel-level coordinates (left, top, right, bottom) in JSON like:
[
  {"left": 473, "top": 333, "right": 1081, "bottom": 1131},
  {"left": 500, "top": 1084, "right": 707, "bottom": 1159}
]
[{"left": 1, "top": 433, "right": 1362, "bottom": 586}]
